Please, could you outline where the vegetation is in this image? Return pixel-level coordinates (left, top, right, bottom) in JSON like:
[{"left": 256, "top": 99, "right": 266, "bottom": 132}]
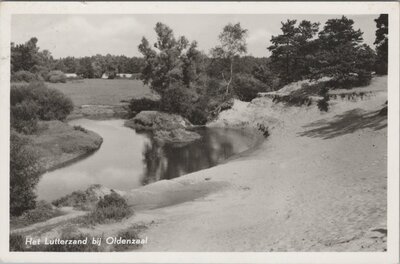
[
  {"left": 128, "top": 97, "right": 160, "bottom": 117},
  {"left": 11, "top": 37, "right": 145, "bottom": 80},
  {"left": 11, "top": 82, "right": 73, "bottom": 134},
  {"left": 47, "top": 79, "right": 150, "bottom": 106},
  {"left": 46, "top": 70, "right": 67, "bottom": 83},
  {"left": 374, "top": 14, "right": 388, "bottom": 75},
  {"left": 211, "top": 23, "right": 248, "bottom": 95},
  {"left": 84, "top": 191, "right": 133, "bottom": 224},
  {"left": 10, "top": 200, "right": 63, "bottom": 229},
  {"left": 10, "top": 131, "right": 42, "bottom": 216}
]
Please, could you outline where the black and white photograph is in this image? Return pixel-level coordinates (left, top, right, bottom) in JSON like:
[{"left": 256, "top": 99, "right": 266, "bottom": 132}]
[{"left": 0, "top": 2, "right": 398, "bottom": 263}]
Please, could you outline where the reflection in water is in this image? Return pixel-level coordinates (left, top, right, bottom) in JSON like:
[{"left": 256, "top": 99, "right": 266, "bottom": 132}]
[
  {"left": 37, "top": 119, "right": 257, "bottom": 201},
  {"left": 141, "top": 128, "right": 243, "bottom": 185}
]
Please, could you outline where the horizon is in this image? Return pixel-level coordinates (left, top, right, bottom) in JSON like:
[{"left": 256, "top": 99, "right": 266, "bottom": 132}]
[{"left": 11, "top": 14, "right": 379, "bottom": 59}]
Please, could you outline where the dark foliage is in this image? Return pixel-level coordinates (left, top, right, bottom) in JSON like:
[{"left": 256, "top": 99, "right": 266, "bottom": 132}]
[
  {"left": 10, "top": 131, "right": 42, "bottom": 216},
  {"left": 86, "top": 191, "right": 133, "bottom": 224},
  {"left": 128, "top": 97, "right": 160, "bottom": 117},
  {"left": 257, "top": 123, "right": 270, "bottom": 138},
  {"left": 11, "top": 70, "right": 42, "bottom": 83},
  {"left": 232, "top": 73, "right": 270, "bottom": 102},
  {"left": 11, "top": 82, "right": 73, "bottom": 133},
  {"left": 374, "top": 14, "right": 388, "bottom": 75}
]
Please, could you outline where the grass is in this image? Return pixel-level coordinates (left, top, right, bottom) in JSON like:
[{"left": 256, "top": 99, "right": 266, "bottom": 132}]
[
  {"left": 10, "top": 200, "right": 64, "bottom": 229},
  {"left": 29, "top": 120, "right": 103, "bottom": 170},
  {"left": 46, "top": 79, "right": 151, "bottom": 106}
]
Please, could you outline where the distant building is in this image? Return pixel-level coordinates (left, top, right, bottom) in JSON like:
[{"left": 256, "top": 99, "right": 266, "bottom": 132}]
[
  {"left": 65, "top": 73, "right": 78, "bottom": 78},
  {"left": 116, "top": 73, "right": 133, "bottom": 78}
]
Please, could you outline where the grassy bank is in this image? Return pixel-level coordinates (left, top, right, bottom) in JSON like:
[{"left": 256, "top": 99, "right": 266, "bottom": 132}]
[{"left": 28, "top": 120, "right": 103, "bottom": 172}]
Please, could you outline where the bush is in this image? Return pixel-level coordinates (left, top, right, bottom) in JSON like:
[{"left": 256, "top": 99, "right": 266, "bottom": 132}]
[
  {"left": 128, "top": 97, "right": 160, "bottom": 117},
  {"left": 85, "top": 191, "right": 133, "bottom": 224},
  {"left": 257, "top": 123, "right": 270, "bottom": 138},
  {"left": 52, "top": 189, "right": 97, "bottom": 211},
  {"left": 11, "top": 70, "right": 42, "bottom": 83},
  {"left": 10, "top": 131, "right": 42, "bottom": 216},
  {"left": 11, "top": 82, "right": 74, "bottom": 124},
  {"left": 11, "top": 200, "right": 63, "bottom": 228},
  {"left": 9, "top": 234, "right": 25, "bottom": 251},
  {"left": 160, "top": 83, "right": 195, "bottom": 115},
  {"left": 326, "top": 71, "right": 372, "bottom": 89},
  {"left": 10, "top": 100, "right": 40, "bottom": 134},
  {"left": 317, "top": 86, "right": 330, "bottom": 112},
  {"left": 46, "top": 70, "right": 67, "bottom": 83},
  {"left": 73, "top": 125, "right": 88, "bottom": 133},
  {"left": 232, "top": 73, "right": 270, "bottom": 102}
]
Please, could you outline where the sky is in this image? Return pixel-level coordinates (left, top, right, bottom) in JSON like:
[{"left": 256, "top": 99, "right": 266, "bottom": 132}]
[{"left": 11, "top": 14, "right": 379, "bottom": 58}]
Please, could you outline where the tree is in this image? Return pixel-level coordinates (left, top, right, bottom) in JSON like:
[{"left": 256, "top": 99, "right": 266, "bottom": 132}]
[
  {"left": 268, "top": 20, "right": 319, "bottom": 84},
  {"left": 11, "top": 37, "right": 40, "bottom": 73},
  {"left": 211, "top": 23, "right": 248, "bottom": 95},
  {"left": 10, "top": 131, "right": 42, "bottom": 216},
  {"left": 313, "top": 16, "right": 375, "bottom": 87},
  {"left": 374, "top": 14, "right": 388, "bottom": 75},
  {"left": 77, "top": 57, "right": 94, "bottom": 78},
  {"left": 138, "top": 22, "right": 201, "bottom": 94}
]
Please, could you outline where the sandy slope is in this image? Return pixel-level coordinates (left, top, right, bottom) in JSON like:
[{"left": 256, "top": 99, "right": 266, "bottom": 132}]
[{"left": 117, "top": 76, "right": 387, "bottom": 252}]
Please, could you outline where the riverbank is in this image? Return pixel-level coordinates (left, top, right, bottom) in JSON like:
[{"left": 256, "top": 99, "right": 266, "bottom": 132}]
[{"left": 28, "top": 120, "right": 103, "bottom": 172}]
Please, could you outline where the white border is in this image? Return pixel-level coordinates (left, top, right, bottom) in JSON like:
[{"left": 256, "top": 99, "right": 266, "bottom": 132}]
[{"left": 0, "top": 2, "right": 398, "bottom": 263}]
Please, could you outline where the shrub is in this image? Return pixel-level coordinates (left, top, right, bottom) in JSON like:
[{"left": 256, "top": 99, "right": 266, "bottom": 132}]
[
  {"left": 73, "top": 125, "right": 88, "bottom": 133},
  {"left": 257, "top": 123, "right": 270, "bottom": 138},
  {"left": 10, "top": 100, "right": 40, "bottom": 134},
  {"left": 317, "top": 86, "right": 330, "bottom": 112},
  {"left": 52, "top": 189, "right": 97, "bottom": 211},
  {"left": 11, "top": 82, "right": 74, "bottom": 123},
  {"left": 11, "top": 70, "right": 42, "bottom": 83},
  {"left": 160, "top": 83, "right": 195, "bottom": 115},
  {"left": 46, "top": 70, "right": 67, "bottom": 83},
  {"left": 10, "top": 200, "right": 63, "bottom": 228},
  {"left": 9, "top": 234, "right": 25, "bottom": 251},
  {"left": 326, "top": 71, "right": 372, "bottom": 89},
  {"left": 232, "top": 73, "right": 270, "bottom": 102},
  {"left": 128, "top": 97, "right": 160, "bottom": 117},
  {"left": 10, "top": 131, "right": 42, "bottom": 216},
  {"left": 85, "top": 191, "right": 133, "bottom": 224}
]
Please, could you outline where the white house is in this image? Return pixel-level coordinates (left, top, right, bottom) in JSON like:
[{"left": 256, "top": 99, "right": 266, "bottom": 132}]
[
  {"left": 65, "top": 73, "right": 78, "bottom": 78},
  {"left": 116, "top": 73, "right": 133, "bottom": 78}
]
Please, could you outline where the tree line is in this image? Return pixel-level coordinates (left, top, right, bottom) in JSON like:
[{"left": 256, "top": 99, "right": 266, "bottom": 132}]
[{"left": 11, "top": 38, "right": 145, "bottom": 80}]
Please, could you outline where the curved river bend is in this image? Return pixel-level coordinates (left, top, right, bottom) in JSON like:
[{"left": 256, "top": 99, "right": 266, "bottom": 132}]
[{"left": 37, "top": 119, "right": 259, "bottom": 201}]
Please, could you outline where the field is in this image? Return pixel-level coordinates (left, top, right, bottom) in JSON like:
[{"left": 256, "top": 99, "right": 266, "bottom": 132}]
[{"left": 47, "top": 79, "right": 151, "bottom": 106}]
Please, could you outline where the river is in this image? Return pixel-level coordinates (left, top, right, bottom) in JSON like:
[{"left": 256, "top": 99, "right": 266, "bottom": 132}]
[{"left": 37, "top": 119, "right": 259, "bottom": 201}]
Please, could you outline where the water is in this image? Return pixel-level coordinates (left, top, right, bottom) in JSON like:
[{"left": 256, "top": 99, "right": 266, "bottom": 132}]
[{"left": 37, "top": 119, "right": 259, "bottom": 201}]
